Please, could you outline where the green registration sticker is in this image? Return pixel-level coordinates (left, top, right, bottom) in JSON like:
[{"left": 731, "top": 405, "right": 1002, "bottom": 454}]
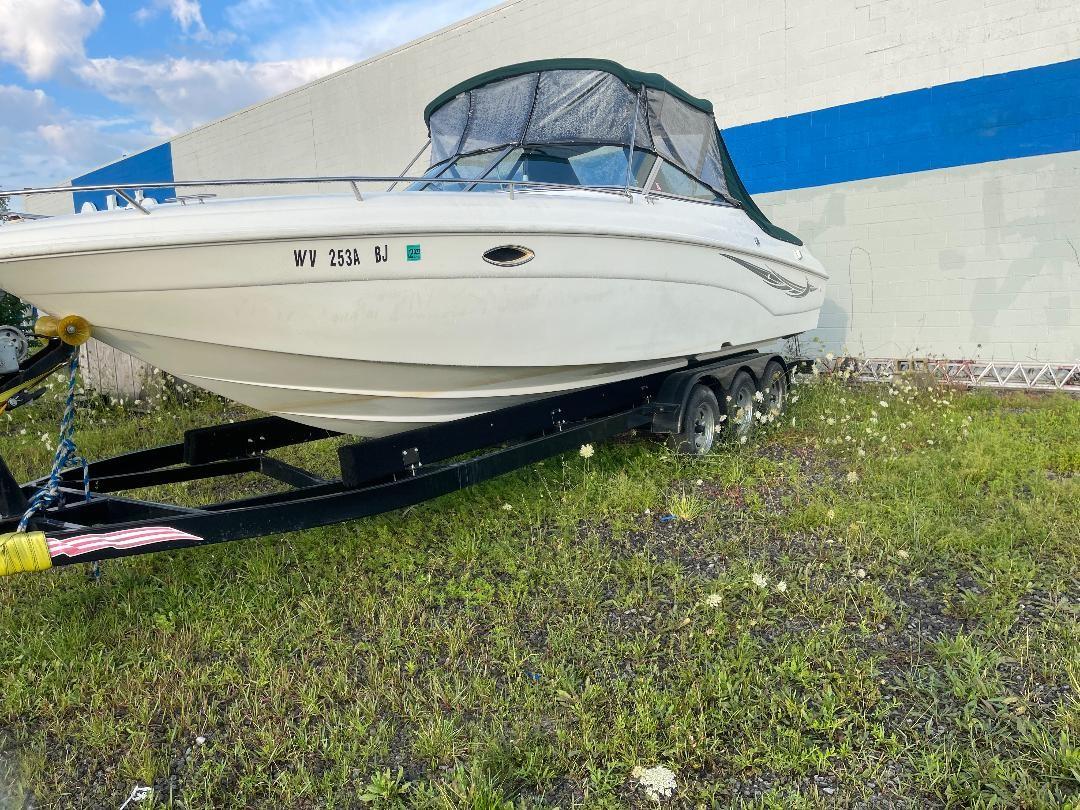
[{"left": 407, "top": 244, "right": 422, "bottom": 262}]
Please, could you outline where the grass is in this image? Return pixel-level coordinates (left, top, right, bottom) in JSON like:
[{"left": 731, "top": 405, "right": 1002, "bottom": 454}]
[{"left": 0, "top": 369, "right": 1077, "bottom": 808}]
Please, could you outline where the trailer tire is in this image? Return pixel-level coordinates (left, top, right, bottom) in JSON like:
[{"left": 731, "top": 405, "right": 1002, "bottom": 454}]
[
  {"left": 725, "top": 371, "right": 757, "bottom": 441},
  {"left": 668, "top": 384, "right": 720, "bottom": 455},
  {"left": 760, "top": 360, "right": 788, "bottom": 415}
]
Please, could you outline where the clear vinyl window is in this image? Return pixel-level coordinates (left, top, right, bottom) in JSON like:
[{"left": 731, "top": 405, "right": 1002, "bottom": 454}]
[{"left": 649, "top": 160, "right": 723, "bottom": 202}]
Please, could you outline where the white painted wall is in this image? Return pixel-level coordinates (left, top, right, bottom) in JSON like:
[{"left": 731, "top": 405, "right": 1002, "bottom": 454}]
[{"left": 758, "top": 151, "right": 1080, "bottom": 361}]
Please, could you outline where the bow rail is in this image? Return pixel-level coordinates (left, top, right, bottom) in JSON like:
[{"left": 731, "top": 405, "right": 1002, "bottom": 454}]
[{"left": 0, "top": 175, "right": 646, "bottom": 215}]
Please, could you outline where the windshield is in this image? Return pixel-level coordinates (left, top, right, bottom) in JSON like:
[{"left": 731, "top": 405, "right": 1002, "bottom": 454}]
[{"left": 413, "top": 144, "right": 656, "bottom": 192}]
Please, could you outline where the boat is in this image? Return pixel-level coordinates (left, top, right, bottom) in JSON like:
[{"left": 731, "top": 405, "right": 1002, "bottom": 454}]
[{"left": 0, "top": 58, "right": 827, "bottom": 437}]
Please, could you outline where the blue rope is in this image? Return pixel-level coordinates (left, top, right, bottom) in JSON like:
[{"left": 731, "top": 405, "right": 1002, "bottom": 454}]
[{"left": 18, "top": 352, "right": 89, "bottom": 532}]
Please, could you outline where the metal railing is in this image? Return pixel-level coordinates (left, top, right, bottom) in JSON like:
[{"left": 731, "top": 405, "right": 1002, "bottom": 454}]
[
  {"left": 821, "top": 356, "right": 1080, "bottom": 393},
  {"left": 0, "top": 175, "right": 643, "bottom": 215}
]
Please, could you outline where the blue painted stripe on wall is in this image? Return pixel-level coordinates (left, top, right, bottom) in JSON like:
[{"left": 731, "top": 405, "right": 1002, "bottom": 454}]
[
  {"left": 724, "top": 58, "right": 1080, "bottom": 195},
  {"left": 72, "top": 143, "right": 175, "bottom": 212}
]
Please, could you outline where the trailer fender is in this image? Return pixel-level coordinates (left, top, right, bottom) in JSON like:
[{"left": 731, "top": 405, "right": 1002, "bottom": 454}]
[{"left": 649, "top": 353, "right": 786, "bottom": 435}]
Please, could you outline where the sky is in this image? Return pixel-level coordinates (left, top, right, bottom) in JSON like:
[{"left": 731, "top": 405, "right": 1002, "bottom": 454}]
[{"left": 0, "top": 0, "right": 495, "bottom": 192}]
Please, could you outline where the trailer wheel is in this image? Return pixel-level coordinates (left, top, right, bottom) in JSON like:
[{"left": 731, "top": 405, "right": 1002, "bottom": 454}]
[
  {"left": 725, "top": 371, "right": 757, "bottom": 441},
  {"left": 761, "top": 360, "right": 788, "bottom": 415},
  {"left": 669, "top": 384, "right": 720, "bottom": 455}
]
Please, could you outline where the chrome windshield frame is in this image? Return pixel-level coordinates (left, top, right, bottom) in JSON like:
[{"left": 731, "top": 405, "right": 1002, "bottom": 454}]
[{"left": 461, "top": 145, "right": 515, "bottom": 193}]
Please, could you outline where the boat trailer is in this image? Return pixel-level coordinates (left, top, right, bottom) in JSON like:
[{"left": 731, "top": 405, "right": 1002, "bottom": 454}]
[{"left": 1, "top": 348, "right": 790, "bottom": 579}]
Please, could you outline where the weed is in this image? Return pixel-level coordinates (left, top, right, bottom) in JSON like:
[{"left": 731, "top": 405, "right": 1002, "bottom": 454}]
[{"left": 0, "top": 372, "right": 1076, "bottom": 807}]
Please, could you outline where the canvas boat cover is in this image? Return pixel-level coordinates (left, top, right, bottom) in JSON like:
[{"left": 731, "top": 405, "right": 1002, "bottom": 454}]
[{"left": 424, "top": 58, "right": 800, "bottom": 245}]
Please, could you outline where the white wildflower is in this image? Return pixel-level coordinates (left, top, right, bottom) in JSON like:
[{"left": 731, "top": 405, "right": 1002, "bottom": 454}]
[
  {"left": 826, "top": 508, "right": 835, "bottom": 520},
  {"left": 826, "top": 417, "right": 835, "bottom": 426},
  {"left": 501, "top": 503, "right": 513, "bottom": 511},
  {"left": 897, "top": 550, "right": 910, "bottom": 560},
  {"left": 695, "top": 479, "right": 704, "bottom": 486},
  {"left": 879, "top": 400, "right": 889, "bottom": 408},
  {"left": 632, "top": 765, "right": 677, "bottom": 802},
  {"left": 579, "top": 443, "right": 594, "bottom": 459},
  {"left": 752, "top": 572, "right": 768, "bottom": 589},
  {"left": 856, "top": 568, "right": 866, "bottom": 579},
  {"left": 704, "top": 593, "right": 723, "bottom": 608},
  {"left": 739, "top": 435, "right": 747, "bottom": 445},
  {"left": 776, "top": 580, "right": 787, "bottom": 593},
  {"left": 846, "top": 470, "right": 859, "bottom": 483},
  {"left": 753, "top": 390, "right": 764, "bottom": 402}
]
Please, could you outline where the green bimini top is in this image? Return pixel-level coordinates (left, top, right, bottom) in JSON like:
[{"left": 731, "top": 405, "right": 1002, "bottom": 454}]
[
  {"left": 422, "top": 58, "right": 801, "bottom": 245},
  {"left": 424, "top": 58, "right": 713, "bottom": 123}
]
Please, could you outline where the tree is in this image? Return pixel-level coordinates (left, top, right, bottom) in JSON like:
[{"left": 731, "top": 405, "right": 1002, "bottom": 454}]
[{"left": 0, "top": 194, "right": 31, "bottom": 328}]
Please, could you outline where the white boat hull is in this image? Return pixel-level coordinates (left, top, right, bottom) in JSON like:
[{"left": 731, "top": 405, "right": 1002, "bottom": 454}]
[{"left": 0, "top": 192, "right": 827, "bottom": 436}]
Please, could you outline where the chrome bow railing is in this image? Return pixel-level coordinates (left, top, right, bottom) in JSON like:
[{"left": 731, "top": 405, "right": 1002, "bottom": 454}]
[{"left": 0, "top": 175, "right": 644, "bottom": 215}]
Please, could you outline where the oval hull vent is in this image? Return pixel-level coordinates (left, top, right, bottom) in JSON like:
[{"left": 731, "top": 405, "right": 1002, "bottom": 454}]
[{"left": 483, "top": 245, "right": 534, "bottom": 267}]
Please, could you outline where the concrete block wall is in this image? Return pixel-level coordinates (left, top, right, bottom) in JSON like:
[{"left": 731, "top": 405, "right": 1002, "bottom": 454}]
[
  {"left": 29, "top": 0, "right": 1080, "bottom": 362},
  {"left": 757, "top": 151, "right": 1080, "bottom": 360}
]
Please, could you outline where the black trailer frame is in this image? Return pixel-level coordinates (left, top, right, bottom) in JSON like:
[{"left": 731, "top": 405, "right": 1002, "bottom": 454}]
[{"left": 0, "top": 351, "right": 788, "bottom": 575}]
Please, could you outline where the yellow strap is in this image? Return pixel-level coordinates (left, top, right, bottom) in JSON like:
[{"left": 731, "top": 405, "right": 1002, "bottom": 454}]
[
  {"left": 0, "top": 532, "right": 52, "bottom": 577},
  {"left": 0, "top": 367, "right": 55, "bottom": 405}
]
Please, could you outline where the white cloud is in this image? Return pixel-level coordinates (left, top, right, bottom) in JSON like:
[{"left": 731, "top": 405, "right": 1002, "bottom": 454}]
[
  {"left": 0, "top": 0, "right": 103, "bottom": 80},
  {"left": 76, "top": 56, "right": 350, "bottom": 135},
  {"left": 0, "top": 0, "right": 493, "bottom": 189},
  {"left": 166, "top": 0, "right": 207, "bottom": 34},
  {"left": 249, "top": 0, "right": 495, "bottom": 62},
  {"left": 223, "top": 0, "right": 277, "bottom": 31},
  {"left": 133, "top": 0, "right": 236, "bottom": 44},
  {"left": 0, "top": 85, "right": 153, "bottom": 190},
  {"left": 0, "top": 84, "right": 53, "bottom": 127}
]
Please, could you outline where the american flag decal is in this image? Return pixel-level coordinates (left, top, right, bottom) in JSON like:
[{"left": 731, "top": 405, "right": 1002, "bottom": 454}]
[{"left": 47, "top": 527, "right": 203, "bottom": 559}]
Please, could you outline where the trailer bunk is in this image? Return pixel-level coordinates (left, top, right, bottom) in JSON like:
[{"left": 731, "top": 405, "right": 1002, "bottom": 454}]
[{"left": 0, "top": 350, "right": 793, "bottom": 578}]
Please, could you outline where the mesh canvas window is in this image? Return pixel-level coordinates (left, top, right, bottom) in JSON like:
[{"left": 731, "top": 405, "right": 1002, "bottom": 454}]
[
  {"left": 525, "top": 70, "right": 638, "bottom": 145},
  {"left": 421, "top": 59, "right": 802, "bottom": 243},
  {"left": 646, "top": 88, "right": 728, "bottom": 196},
  {"left": 460, "top": 74, "right": 539, "bottom": 154},
  {"left": 429, "top": 94, "right": 470, "bottom": 165}
]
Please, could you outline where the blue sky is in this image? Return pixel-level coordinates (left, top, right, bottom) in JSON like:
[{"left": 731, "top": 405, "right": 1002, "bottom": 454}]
[{"left": 0, "top": 0, "right": 494, "bottom": 191}]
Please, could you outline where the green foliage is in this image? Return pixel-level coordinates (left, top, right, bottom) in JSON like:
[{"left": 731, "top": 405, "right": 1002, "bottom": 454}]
[
  {"left": 0, "top": 291, "right": 27, "bottom": 327},
  {"left": 0, "top": 195, "right": 29, "bottom": 328},
  {"left": 0, "top": 376, "right": 1076, "bottom": 807},
  {"left": 360, "top": 767, "right": 412, "bottom": 806}
]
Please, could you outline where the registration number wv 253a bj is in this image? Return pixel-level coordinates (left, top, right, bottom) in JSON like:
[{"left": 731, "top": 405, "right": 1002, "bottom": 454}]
[{"left": 291, "top": 244, "right": 397, "bottom": 269}]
